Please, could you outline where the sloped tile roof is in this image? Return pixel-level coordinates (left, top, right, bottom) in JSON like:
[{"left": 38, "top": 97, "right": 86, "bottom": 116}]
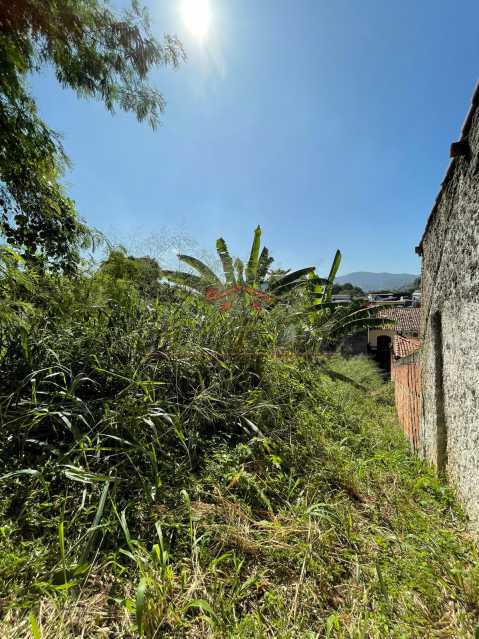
[
  {"left": 392, "top": 334, "right": 422, "bottom": 358},
  {"left": 377, "top": 307, "right": 421, "bottom": 335}
]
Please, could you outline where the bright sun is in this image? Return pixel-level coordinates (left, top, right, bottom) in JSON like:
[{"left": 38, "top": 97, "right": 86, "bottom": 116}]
[{"left": 181, "top": 0, "right": 211, "bottom": 41}]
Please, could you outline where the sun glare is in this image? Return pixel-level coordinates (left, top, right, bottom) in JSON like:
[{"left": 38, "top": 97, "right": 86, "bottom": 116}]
[{"left": 181, "top": 0, "right": 211, "bottom": 41}]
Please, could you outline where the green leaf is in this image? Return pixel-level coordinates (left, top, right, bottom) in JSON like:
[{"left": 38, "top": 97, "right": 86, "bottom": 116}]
[
  {"left": 234, "top": 258, "right": 245, "bottom": 286},
  {"left": 325, "top": 250, "right": 342, "bottom": 301},
  {"left": 28, "top": 612, "right": 41, "bottom": 639},
  {"left": 160, "top": 270, "right": 205, "bottom": 293},
  {"left": 92, "top": 481, "right": 110, "bottom": 529},
  {"left": 327, "top": 249, "right": 342, "bottom": 284},
  {"left": 245, "top": 225, "right": 262, "bottom": 287},
  {"left": 257, "top": 246, "right": 273, "bottom": 282},
  {"left": 269, "top": 267, "right": 315, "bottom": 292},
  {"left": 302, "top": 302, "right": 339, "bottom": 314},
  {"left": 270, "top": 278, "right": 308, "bottom": 296},
  {"left": 20, "top": 326, "right": 31, "bottom": 363},
  {"left": 62, "top": 465, "right": 111, "bottom": 484},
  {"left": 183, "top": 598, "right": 216, "bottom": 617},
  {"left": 216, "top": 238, "right": 236, "bottom": 287},
  {"left": 58, "top": 521, "right": 66, "bottom": 584},
  {"left": 136, "top": 577, "right": 147, "bottom": 637},
  {"left": 331, "top": 317, "right": 392, "bottom": 334},
  {"left": 177, "top": 255, "right": 222, "bottom": 285},
  {"left": 0, "top": 468, "right": 40, "bottom": 480},
  {"left": 325, "top": 612, "right": 341, "bottom": 637},
  {"left": 120, "top": 509, "right": 134, "bottom": 551}
]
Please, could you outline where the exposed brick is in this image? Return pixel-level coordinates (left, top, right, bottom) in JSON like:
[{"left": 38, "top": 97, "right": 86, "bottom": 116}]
[{"left": 392, "top": 351, "right": 421, "bottom": 452}]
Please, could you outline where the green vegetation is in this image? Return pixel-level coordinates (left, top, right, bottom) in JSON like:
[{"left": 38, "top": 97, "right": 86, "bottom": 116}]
[
  {"left": 0, "top": 0, "right": 184, "bottom": 270},
  {"left": 0, "top": 4, "right": 476, "bottom": 637},
  {"left": 332, "top": 283, "right": 365, "bottom": 298},
  {"left": 161, "top": 226, "right": 317, "bottom": 308},
  {"left": 0, "top": 256, "right": 478, "bottom": 638}
]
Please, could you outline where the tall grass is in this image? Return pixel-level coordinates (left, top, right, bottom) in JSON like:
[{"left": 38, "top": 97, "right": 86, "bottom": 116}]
[{"left": 0, "top": 268, "right": 478, "bottom": 637}]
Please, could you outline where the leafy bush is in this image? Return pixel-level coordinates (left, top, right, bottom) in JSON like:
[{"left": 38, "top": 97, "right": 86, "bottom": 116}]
[{"left": 0, "top": 260, "right": 478, "bottom": 638}]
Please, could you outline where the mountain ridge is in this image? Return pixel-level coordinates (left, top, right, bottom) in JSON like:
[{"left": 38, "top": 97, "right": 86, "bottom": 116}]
[{"left": 336, "top": 271, "right": 418, "bottom": 292}]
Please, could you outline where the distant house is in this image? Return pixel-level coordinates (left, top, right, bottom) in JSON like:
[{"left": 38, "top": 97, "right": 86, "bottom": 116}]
[
  {"left": 368, "top": 307, "right": 421, "bottom": 372},
  {"left": 415, "top": 81, "right": 479, "bottom": 527},
  {"left": 412, "top": 289, "right": 421, "bottom": 304},
  {"left": 367, "top": 292, "right": 397, "bottom": 302},
  {"left": 392, "top": 334, "right": 422, "bottom": 359}
]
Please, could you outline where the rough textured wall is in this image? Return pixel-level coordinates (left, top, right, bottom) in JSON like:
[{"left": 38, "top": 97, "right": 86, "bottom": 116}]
[
  {"left": 420, "top": 94, "right": 479, "bottom": 528},
  {"left": 392, "top": 352, "right": 421, "bottom": 452}
]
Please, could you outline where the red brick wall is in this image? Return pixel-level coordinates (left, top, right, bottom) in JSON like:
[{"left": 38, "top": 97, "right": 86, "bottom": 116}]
[{"left": 391, "top": 351, "right": 421, "bottom": 452}]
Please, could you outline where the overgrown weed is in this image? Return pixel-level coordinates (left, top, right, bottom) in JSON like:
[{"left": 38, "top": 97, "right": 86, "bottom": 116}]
[{"left": 0, "top": 276, "right": 478, "bottom": 637}]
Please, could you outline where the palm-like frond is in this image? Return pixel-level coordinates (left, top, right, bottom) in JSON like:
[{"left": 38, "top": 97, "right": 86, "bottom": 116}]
[
  {"left": 257, "top": 247, "right": 273, "bottom": 282},
  {"left": 246, "top": 225, "right": 261, "bottom": 287},
  {"left": 269, "top": 267, "right": 315, "bottom": 294},
  {"left": 303, "top": 300, "right": 342, "bottom": 314},
  {"left": 329, "top": 316, "right": 392, "bottom": 336},
  {"left": 308, "top": 274, "right": 330, "bottom": 306},
  {"left": 216, "top": 238, "right": 236, "bottom": 287},
  {"left": 325, "top": 250, "right": 341, "bottom": 301},
  {"left": 318, "top": 303, "right": 393, "bottom": 338},
  {"left": 160, "top": 270, "right": 205, "bottom": 293},
  {"left": 177, "top": 255, "right": 222, "bottom": 286},
  {"left": 235, "top": 258, "right": 245, "bottom": 286}
]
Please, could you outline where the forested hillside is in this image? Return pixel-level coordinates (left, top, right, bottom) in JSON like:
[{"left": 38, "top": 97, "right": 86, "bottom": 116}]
[{"left": 335, "top": 273, "right": 418, "bottom": 293}]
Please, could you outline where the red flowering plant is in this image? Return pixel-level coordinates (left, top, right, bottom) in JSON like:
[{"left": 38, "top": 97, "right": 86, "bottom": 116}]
[
  {"left": 204, "top": 284, "right": 276, "bottom": 311},
  {"left": 161, "top": 226, "right": 315, "bottom": 311}
]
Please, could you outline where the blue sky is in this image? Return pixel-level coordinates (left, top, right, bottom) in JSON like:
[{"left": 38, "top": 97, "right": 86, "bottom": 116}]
[{"left": 30, "top": 0, "right": 479, "bottom": 276}]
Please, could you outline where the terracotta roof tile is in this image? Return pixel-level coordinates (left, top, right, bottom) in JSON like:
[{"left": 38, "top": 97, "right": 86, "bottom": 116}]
[
  {"left": 377, "top": 307, "right": 421, "bottom": 335},
  {"left": 392, "top": 335, "right": 422, "bottom": 358}
]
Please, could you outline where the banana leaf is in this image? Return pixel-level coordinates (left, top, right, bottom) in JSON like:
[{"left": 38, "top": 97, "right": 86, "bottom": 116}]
[
  {"left": 325, "top": 250, "right": 341, "bottom": 302},
  {"left": 307, "top": 272, "right": 326, "bottom": 306},
  {"left": 246, "top": 225, "right": 261, "bottom": 287},
  {"left": 329, "top": 316, "right": 393, "bottom": 337},
  {"left": 271, "top": 278, "right": 310, "bottom": 297},
  {"left": 216, "top": 238, "right": 236, "bottom": 287},
  {"left": 177, "top": 255, "right": 222, "bottom": 286},
  {"left": 160, "top": 270, "right": 205, "bottom": 292},
  {"left": 235, "top": 258, "right": 245, "bottom": 286},
  {"left": 302, "top": 301, "right": 344, "bottom": 314},
  {"left": 257, "top": 246, "right": 273, "bottom": 281},
  {"left": 269, "top": 267, "right": 315, "bottom": 292}
]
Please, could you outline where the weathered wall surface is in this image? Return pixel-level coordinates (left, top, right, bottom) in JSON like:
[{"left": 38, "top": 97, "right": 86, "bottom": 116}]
[
  {"left": 392, "top": 352, "right": 421, "bottom": 452},
  {"left": 420, "top": 88, "right": 479, "bottom": 528}
]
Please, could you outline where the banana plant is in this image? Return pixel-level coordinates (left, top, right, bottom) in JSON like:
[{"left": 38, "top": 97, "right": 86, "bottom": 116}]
[
  {"left": 303, "top": 250, "right": 392, "bottom": 342},
  {"left": 308, "top": 249, "right": 342, "bottom": 307},
  {"left": 306, "top": 300, "right": 393, "bottom": 342},
  {"left": 161, "top": 226, "right": 314, "bottom": 310}
]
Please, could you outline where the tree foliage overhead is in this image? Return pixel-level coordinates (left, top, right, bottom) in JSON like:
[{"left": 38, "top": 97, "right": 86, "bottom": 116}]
[{"left": 0, "top": 0, "right": 185, "bottom": 271}]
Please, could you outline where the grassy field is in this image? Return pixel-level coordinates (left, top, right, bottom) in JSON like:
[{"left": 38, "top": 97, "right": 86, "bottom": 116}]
[{"left": 1, "top": 312, "right": 478, "bottom": 639}]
